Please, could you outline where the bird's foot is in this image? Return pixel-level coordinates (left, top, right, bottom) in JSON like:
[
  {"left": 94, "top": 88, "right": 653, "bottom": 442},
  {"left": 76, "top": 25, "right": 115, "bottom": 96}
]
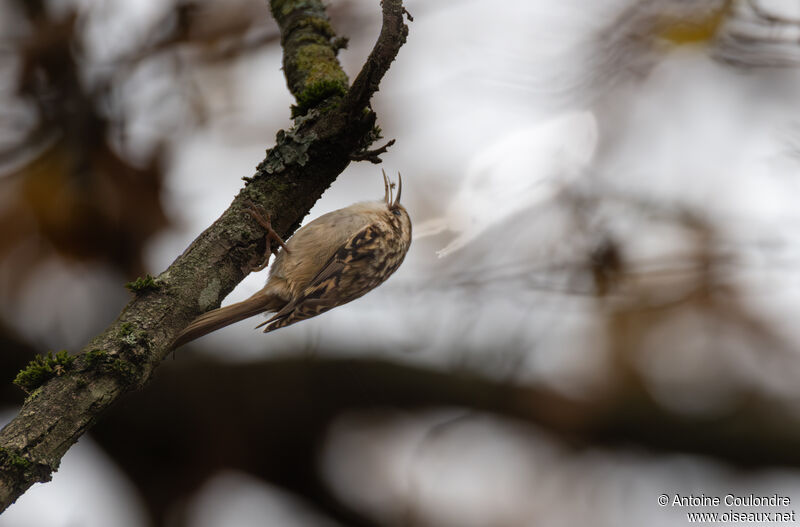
[{"left": 243, "top": 200, "right": 290, "bottom": 271}]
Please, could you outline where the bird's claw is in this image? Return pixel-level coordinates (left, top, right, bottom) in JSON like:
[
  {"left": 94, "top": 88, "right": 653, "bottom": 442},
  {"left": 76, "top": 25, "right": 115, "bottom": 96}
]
[{"left": 243, "top": 200, "right": 290, "bottom": 271}]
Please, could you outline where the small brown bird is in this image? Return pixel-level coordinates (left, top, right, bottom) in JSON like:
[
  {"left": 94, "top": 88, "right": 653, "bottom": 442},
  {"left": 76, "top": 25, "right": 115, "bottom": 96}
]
[{"left": 174, "top": 171, "right": 412, "bottom": 346}]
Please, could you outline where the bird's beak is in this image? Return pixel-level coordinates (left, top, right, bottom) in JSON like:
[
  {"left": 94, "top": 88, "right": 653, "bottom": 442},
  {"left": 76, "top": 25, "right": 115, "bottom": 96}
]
[
  {"left": 393, "top": 172, "right": 402, "bottom": 208},
  {"left": 382, "top": 169, "right": 391, "bottom": 205}
]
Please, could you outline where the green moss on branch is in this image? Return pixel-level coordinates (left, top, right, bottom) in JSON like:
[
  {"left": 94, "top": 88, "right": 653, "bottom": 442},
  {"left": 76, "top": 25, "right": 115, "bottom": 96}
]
[
  {"left": 13, "top": 351, "right": 75, "bottom": 393},
  {"left": 0, "top": 448, "right": 31, "bottom": 471},
  {"left": 270, "top": 0, "right": 349, "bottom": 116},
  {"left": 125, "top": 274, "right": 162, "bottom": 293}
]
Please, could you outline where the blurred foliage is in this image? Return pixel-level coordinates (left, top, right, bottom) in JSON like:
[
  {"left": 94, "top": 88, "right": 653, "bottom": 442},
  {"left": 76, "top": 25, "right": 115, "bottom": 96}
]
[
  {"left": 656, "top": 0, "right": 732, "bottom": 44},
  {"left": 717, "top": 0, "right": 800, "bottom": 66},
  {"left": 0, "top": 0, "right": 283, "bottom": 292},
  {"left": 1, "top": 4, "right": 167, "bottom": 283}
]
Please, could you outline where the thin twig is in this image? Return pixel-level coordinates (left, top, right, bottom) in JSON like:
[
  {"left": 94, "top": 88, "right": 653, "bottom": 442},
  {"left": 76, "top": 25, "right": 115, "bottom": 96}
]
[
  {"left": 350, "top": 138, "right": 395, "bottom": 163},
  {"left": 341, "top": 0, "right": 410, "bottom": 117}
]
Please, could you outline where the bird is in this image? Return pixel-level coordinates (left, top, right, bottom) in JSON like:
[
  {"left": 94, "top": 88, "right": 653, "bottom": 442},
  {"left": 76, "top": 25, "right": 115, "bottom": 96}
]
[{"left": 173, "top": 171, "right": 412, "bottom": 347}]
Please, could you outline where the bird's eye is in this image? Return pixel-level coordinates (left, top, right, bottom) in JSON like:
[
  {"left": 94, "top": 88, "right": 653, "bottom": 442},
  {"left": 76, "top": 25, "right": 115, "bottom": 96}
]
[{"left": 392, "top": 209, "right": 402, "bottom": 217}]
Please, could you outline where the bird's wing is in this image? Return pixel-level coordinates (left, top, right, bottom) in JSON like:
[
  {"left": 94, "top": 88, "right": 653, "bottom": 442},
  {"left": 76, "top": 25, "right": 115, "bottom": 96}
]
[{"left": 256, "top": 221, "right": 395, "bottom": 332}]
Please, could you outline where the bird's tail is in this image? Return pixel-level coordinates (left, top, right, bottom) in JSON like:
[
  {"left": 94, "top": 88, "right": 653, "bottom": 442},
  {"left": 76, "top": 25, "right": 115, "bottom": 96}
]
[{"left": 172, "top": 292, "right": 284, "bottom": 348}]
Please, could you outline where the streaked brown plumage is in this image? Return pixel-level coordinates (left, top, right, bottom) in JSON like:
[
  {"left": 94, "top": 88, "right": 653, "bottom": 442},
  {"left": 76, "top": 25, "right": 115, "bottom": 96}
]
[{"left": 173, "top": 171, "right": 412, "bottom": 347}]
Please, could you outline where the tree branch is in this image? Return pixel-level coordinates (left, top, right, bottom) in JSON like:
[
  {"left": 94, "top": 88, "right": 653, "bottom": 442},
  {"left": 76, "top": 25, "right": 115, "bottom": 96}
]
[
  {"left": 0, "top": 0, "right": 410, "bottom": 511},
  {"left": 271, "top": 0, "right": 350, "bottom": 116},
  {"left": 341, "top": 0, "right": 410, "bottom": 118}
]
